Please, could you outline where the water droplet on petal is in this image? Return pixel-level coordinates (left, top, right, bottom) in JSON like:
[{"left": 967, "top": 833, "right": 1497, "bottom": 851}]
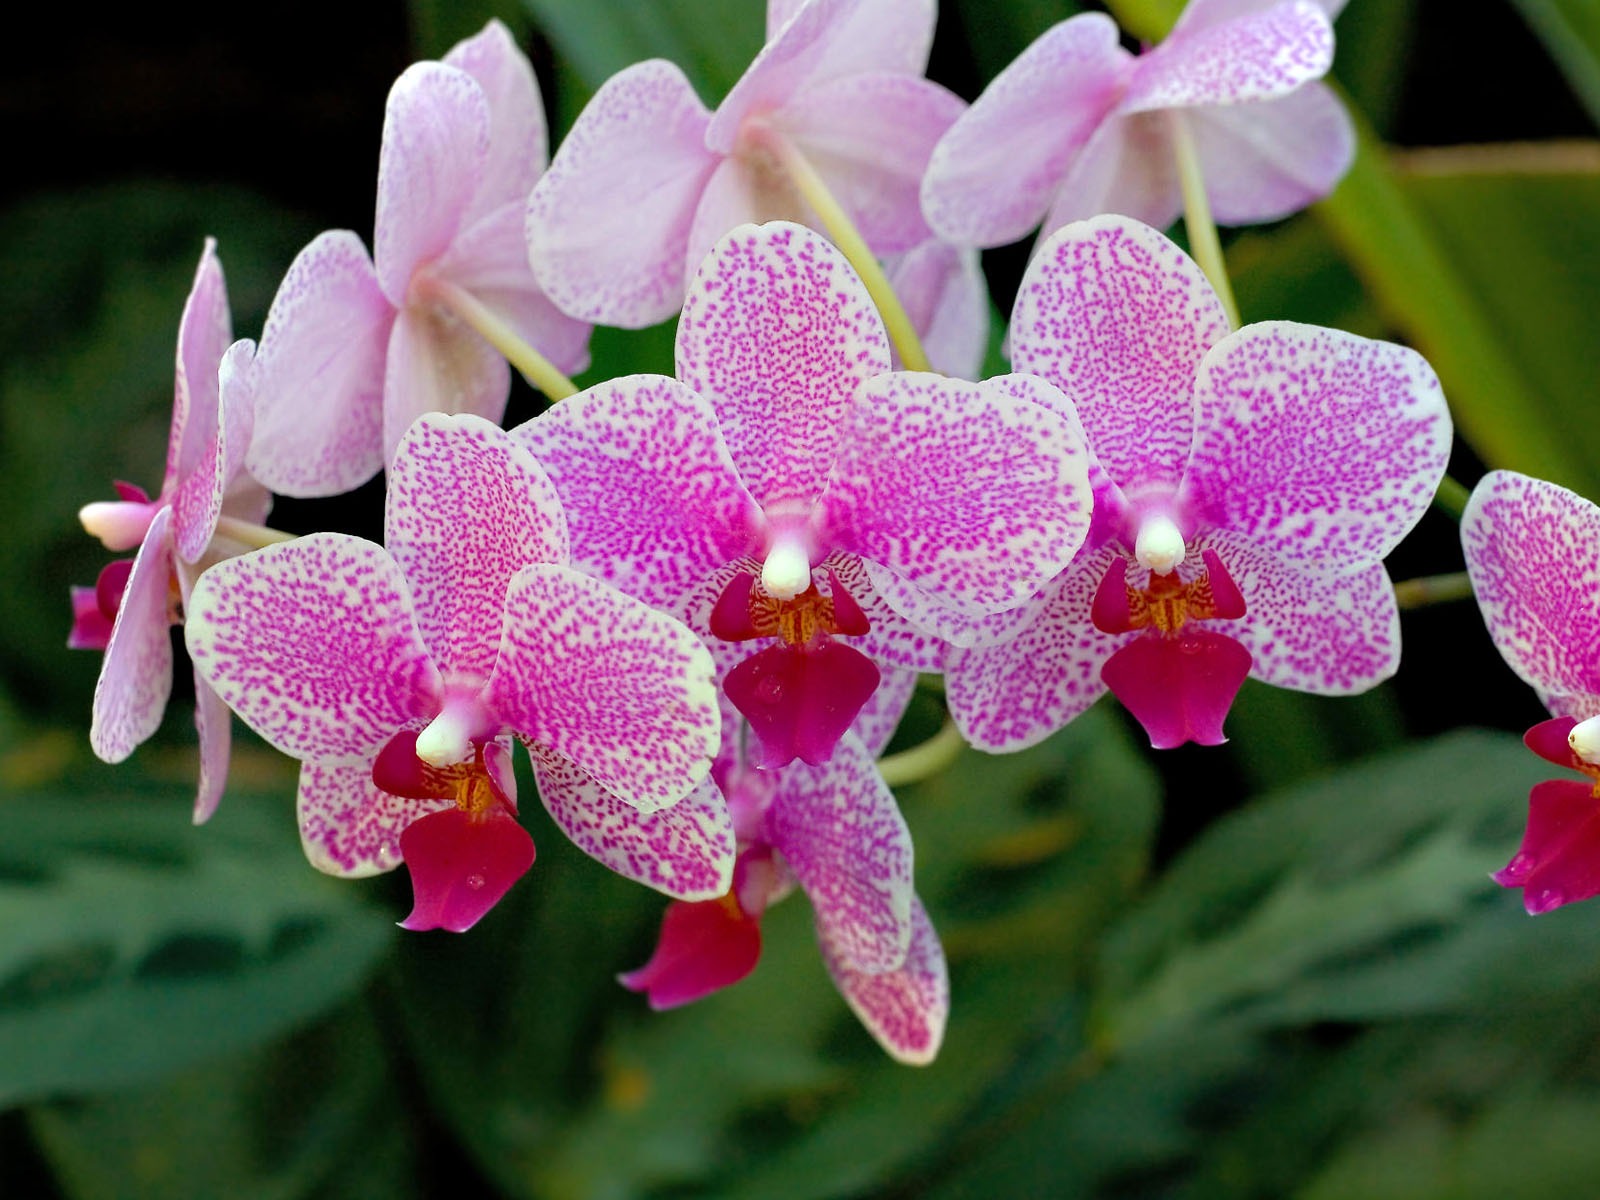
[
  {"left": 757, "top": 675, "right": 784, "bottom": 703},
  {"left": 1531, "top": 887, "right": 1567, "bottom": 914},
  {"left": 466, "top": 873, "right": 486, "bottom": 891}
]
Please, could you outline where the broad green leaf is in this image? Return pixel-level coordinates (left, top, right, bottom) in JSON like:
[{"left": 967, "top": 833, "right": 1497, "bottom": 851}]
[
  {"left": 945, "top": 0, "right": 1087, "bottom": 84},
  {"left": 1507, "top": 0, "right": 1600, "bottom": 128}
]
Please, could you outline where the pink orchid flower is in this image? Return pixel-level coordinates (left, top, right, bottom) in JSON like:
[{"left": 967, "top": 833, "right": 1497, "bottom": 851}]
[
  {"left": 75, "top": 240, "right": 269, "bottom": 823},
  {"left": 185, "top": 413, "right": 731, "bottom": 932},
  {"left": 886, "top": 236, "right": 989, "bottom": 380},
  {"left": 525, "top": 0, "right": 964, "bottom": 327},
  {"left": 515, "top": 221, "right": 1093, "bottom": 769},
  {"left": 921, "top": 0, "right": 1352, "bottom": 249},
  {"left": 1462, "top": 470, "right": 1600, "bottom": 914},
  {"left": 622, "top": 688, "right": 947, "bottom": 1065},
  {"left": 943, "top": 215, "right": 1451, "bottom": 751},
  {"left": 246, "top": 20, "right": 591, "bottom": 498}
]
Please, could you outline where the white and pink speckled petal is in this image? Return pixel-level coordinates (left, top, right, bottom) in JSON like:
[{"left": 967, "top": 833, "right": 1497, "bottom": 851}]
[
  {"left": 442, "top": 19, "right": 547, "bottom": 222},
  {"left": 166, "top": 240, "right": 231, "bottom": 498},
  {"left": 248, "top": 231, "right": 392, "bottom": 498},
  {"left": 90, "top": 508, "right": 176, "bottom": 764},
  {"left": 381, "top": 306, "right": 510, "bottom": 466},
  {"left": 1463, "top": 472, "right": 1600, "bottom": 704},
  {"left": 887, "top": 239, "right": 988, "bottom": 380},
  {"left": 678, "top": 222, "right": 891, "bottom": 509},
  {"left": 488, "top": 563, "right": 720, "bottom": 812},
  {"left": 386, "top": 414, "right": 567, "bottom": 682},
  {"left": 512, "top": 374, "right": 763, "bottom": 612},
  {"left": 857, "top": 663, "right": 916, "bottom": 757},
  {"left": 1188, "top": 82, "right": 1354, "bottom": 224},
  {"left": 943, "top": 547, "right": 1126, "bottom": 752},
  {"left": 375, "top": 62, "right": 490, "bottom": 306},
  {"left": 298, "top": 759, "right": 442, "bottom": 878},
  {"left": 821, "top": 370, "right": 1092, "bottom": 615},
  {"left": 1172, "top": 0, "right": 1347, "bottom": 40},
  {"left": 828, "top": 553, "right": 948, "bottom": 672},
  {"left": 1123, "top": 1, "right": 1333, "bottom": 113},
  {"left": 532, "top": 748, "right": 735, "bottom": 900},
  {"left": 1200, "top": 529, "right": 1399, "bottom": 694},
  {"left": 1039, "top": 110, "right": 1183, "bottom": 235},
  {"left": 1181, "top": 321, "right": 1450, "bottom": 572},
  {"left": 766, "top": 733, "right": 913, "bottom": 972},
  {"left": 191, "top": 670, "right": 232, "bottom": 825},
  {"left": 526, "top": 59, "right": 718, "bottom": 328},
  {"left": 1009, "top": 216, "right": 1225, "bottom": 497},
  {"left": 776, "top": 73, "right": 965, "bottom": 255},
  {"left": 185, "top": 533, "right": 442, "bottom": 763},
  {"left": 174, "top": 338, "right": 256, "bottom": 563},
  {"left": 822, "top": 894, "right": 947, "bottom": 1064},
  {"left": 920, "top": 14, "right": 1130, "bottom": 248}
]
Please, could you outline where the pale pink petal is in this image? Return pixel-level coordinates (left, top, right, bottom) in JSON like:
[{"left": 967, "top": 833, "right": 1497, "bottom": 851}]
[
  {"left": 1039, "top": 110, "right": 1183, "bottom": 234},
  {"left": 677, "top": 222, "right": 891, "bottom": 508},
  {"left": 684, "top": 155, "right": 811, "bottom": 282},
  {"left": 374, "top": 62, "right": 490, "bottom": 306},
  {"left": 821, "top": 895, "right": 947, "bottom": 1064},
  {"left": 298, "top": 759, "right": 445, "bottom": 877},
  {"left": 1173, "top": 0, "right": 1347, "bottom": 37},
  {"left": 887, "top": 240, "right": 988, "bottom": 379},
  {"left": 920, "top": 14, "right": 1130, "bottom": 248},
  {"left": 710, "top": 0, "right": 937, "bottom": 153},
  {"left": 381, "top": 306, "right": 509, "bottom": 464},
  {"left": 776, "top": 73, "right": 965, "bottom": 255},
  {"left": 1009, "top": 215, "right": 1227, "bottom": 497},
  {"left": 820, "top": 370, "right": 1092, "bottom": 615},
  {"left": 1188, "top": 82, "right": 1354, "bottom": 223},
  {"left": 173, "top": 338, "right": 256, "bottom": 563},
  {"left": 399, "top": 806, "right": 535, "bottom": 932},
  {"left": 943, "top": 548, "right": 1126, "bottom": 752},
  {"left": 830, "top": 553, "right": 949, "bottom": 673},
  {"left": 165, "top": 239, "right": 231, "bottom": 497},
  {"left": 532, "top": 749, "right": 735, "bottom": 900},
  {"left": 191, "top": 670, "right": 232, "bottom": 825},
  {"left": 526, "top": 59, "right": 718, "bottom": 327},
  {"left": 488, "top": 564, "right": 720, "bottom": 812},
  {"left": 511, "top": 374, "right": 764, "bottom": 612},
  {"left": 1123, "top": 1, "right": 1334, "bottom": 113},
  {"left": 1181, "top": 321, "right": 1450, "bottom": 572},
  {"left": 184, "top": 533, "right": 442, "bottom": 762},
  {"left": 765, "top": 734, "right": 912, "bottom": 972},
  {"left": 767, "top": 0, "right": 806, "bottom": 36},
  {"left": 90, "top": 507, "right": 176, "bottom": 763},
  {"left": 386, "top": 413, "right": 567, "bottom": 681},
  {"left": 1463, "top": 472, "right": 1600, "bottom": 703},
  {"left": 249, "top": 231, "right": 392, "bottom": 497},
  {"left": 442, "top": 19, "right": 547, "bottom": 221},
  {"left": 1200, "top": 529, "right": 1400, "bottom": 693}
]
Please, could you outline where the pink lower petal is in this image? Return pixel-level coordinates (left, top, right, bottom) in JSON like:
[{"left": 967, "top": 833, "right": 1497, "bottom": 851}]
[
  {"left": 618, "top": 894, "right": 763, "bottom": 1010},
  {"left": 191, "top": 671, "right": 232, "bottom": 825},
  {"left": 1495, "top": 778, "right": 1600, "bottom": 915},
  {"left": 821, "top": 895, "right": 947, "bottom": 1064},
  {"left": 399, "top": 806, "right": 535, "bottom": 932},
  {"left": 1100, "top": 628, "right": 1253, "bottom": 749},
  {"left": 725, "top": 640, "right": 881, "bottom": 769}
]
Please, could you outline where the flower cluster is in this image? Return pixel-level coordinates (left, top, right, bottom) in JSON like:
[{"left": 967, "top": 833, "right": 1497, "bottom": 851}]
[{"left": 71, "top": 2, "right": 1483, "bottom": 1064}]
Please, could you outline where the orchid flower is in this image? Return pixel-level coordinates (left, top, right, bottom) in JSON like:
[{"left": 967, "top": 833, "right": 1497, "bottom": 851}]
[
  {"left": 75, "top": 240, "right": 270, "bottom": 823},
  {"left": 515, "top": 221, "right": 1092, "bottom": 769},
  {"left": 921, "top": 0, "right": 1352, "bottom": 250},
  {"left": 185, "top": 413, "right": 731, "bottom": 932},
  {"left": 886, "top": 236, "right": 989, "bottom": 380},
  {"left": 525, "top": 0, "right": 964, "bottom": 329},
  {"left": 246, "top": 20, "right": 591, "bottom": 499},
  {"left": 1462, "top": 470, "right": 1600, "bottom": 914},
  {"left": 943, "top": 215, "right": 1451, "bottom": 751}
]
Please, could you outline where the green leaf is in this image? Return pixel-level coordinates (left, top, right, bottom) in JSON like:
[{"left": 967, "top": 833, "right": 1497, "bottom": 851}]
[{"left": 1506, "top": 0, "right": 1600, "bottom": 128}]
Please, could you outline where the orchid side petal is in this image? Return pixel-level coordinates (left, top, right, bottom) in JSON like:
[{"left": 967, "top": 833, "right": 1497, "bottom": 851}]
[
  {"left": 166, "top": 239, "right": 232, "bottom": 498},
  {"left": 90, "top": 507, "right": 176, "bottom": 764},
  {"left": 1038, "top": 110, "right": 1183, "bottom": 235},
  {"left": 1188, "top": 82, "right": 1354, "bottom": 223},
  {"left": 887, "top": 240, "right": 988, "bottom": 380},
  {"left": 298, "top": 759, "right": 445, "bottom": 877},
  {"left": 443, "top": 19, "right": 548, "bottom": 222},
  {"left": 191, "top": 670, "right": 232, "bottom": 825},
  {"left": 380, "top": 307, "right": 510, "bottom": 466},
  {"left": 821, "top": 895, "right": 947, "bottom": 1064}
]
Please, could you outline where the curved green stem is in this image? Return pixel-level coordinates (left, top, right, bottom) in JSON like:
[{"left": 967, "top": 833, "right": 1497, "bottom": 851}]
[
  {"left": 417, "top": 274, "right": 580, "bottom": 402},
  {"left": 877, "top": 719, "right": 966, "bottom": 787},
  {"left": 1433, "top": 473, "right": 1470, "bottom": 521},
  {"left": 1393, "top": 571, "right": 1473, "bottom": 610},
  {"left": 1170, "top": 110, "right": 1241, "bottom": 330},
  {"left": 747, "top": 122, "right": 934, "bottom": 373}
]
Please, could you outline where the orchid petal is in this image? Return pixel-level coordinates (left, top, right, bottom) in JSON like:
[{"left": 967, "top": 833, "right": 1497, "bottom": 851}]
[
  {"left": 512, "top": 374, "right": 763, "bottom": 611},
  {"left": 386, "top": 413, "right": 568, "bottom": 681},
  {"left": 684, "top": 155, "right": 812, "bottom": 282},
  {"left": 185, "top": 533, "right": 442, "bottom": 763},
  {"left": 1009, "top": 216, "right": 1227, "bottom": 496},
  {"left": 90, "top": 507, "right": 176, "bottom": 764},
  {"left": 767, "top": 0, "right": 806, "bottom": 37},
  {"left": 488, "top": 563, "right": 719, "bottom": 812},
  {"left": 1039, "top": 110, "right": 1183, "bottom": 234},
  {"left": 1525, "top": 717, "right": 1583, "bottom": 771},
  {"left": 766, "top": 733, "right": 913, "bottom": 972},
  {"left": 678, "top": 222, "right": 891, "bottom": 508},
  {"left": 380, "top": 306, "right": 510, "bottom": 464},
  {"left": 821, "top": 894, "right": 947, "bottom": 1064},
  {"left": 920, "top": 14, "right": 1129, "bottom": 247},
  {"left": 1101, "top": 626, "right": 1253, "bottom": 748},
  {"left": 399, "top": 806, "right": 535, "bottom": 932},
  {"left": 1123, "top": 1, "right": 1334, "bottom": 113},
  {"left": 856, "top": 663, "right": 916, "bottom": 758},
  {"left": 68, "top": 584, "right": 114, "bottom": 651},
  {"left": 173, "top": 337, "right": 255, "bottom": 563},
  {"left": 1495, "top": 778, "right": 1600, "bottom": 915},
  {"left": 619, "top": 895, "right": 762, "bottom": 1009},
  {"left": 249, "top": 231, "right": 392, "bottom": 497},
  {"left": 298, "top": 759, "right": 444, "bottom": 877},
  {"left": 1173, "top": 0, "right": 1347, "bottom": 37},
  {"left": 1182, "top": 321, "right": 1450, "bottom": 571},
  {"left": 375, "top": 62, "right": 490, "bottom": 306},
  {"left": 443, "top": 19, "right": 547, "bottom": 222},
  {"left": 725, "top": 641, "right": 881, "bottom": 768},
  {"left": 166, "top": 239, "right": 231, "bottom": 498},
  {"left": 887, "top": 239, "right": 988, "bottom": 379},
  {"left": 191, "top": 669, "right": 232, "bottom": 825},
  {"left": 1188, "top": 82, "right": 1354, "bottom": 223},
  {"left": 526, "top": 59, "right": 718, "bottom": 327},
  {"left": 532, "top": 749, "right": 735, "bottom": 900},
  {"left": 821, "top": 370, "right": 1091, "bottom": 615},
  {"left": 1463, "top": 471, "right": 1600, "bottom": 703},
  {"left": 828, "top": 553, "right": 949, "bottom": 673}
]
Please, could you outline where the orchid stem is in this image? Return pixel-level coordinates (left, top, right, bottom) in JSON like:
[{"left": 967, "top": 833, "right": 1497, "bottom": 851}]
[
  {"left": 1393, "top": 571, "right": 1473, "bottom": 610},
  {"left": 751, "top": 123, "right": 934, "bottom": 373},
  {"left": 1433, "top": 473, "right": 1470, "bottom": 521},
  {"left": 878, "top": 719, "right": 966, "bottom": 787},
  {"left": 1170, "top": 110, "right": 1241, "bottom": 330},
  {"left": 421, "top": 274, "right": 580, "bottom": 402},
  {"left": 212, "top": 516, "right": 296, "bottom": 549}
]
